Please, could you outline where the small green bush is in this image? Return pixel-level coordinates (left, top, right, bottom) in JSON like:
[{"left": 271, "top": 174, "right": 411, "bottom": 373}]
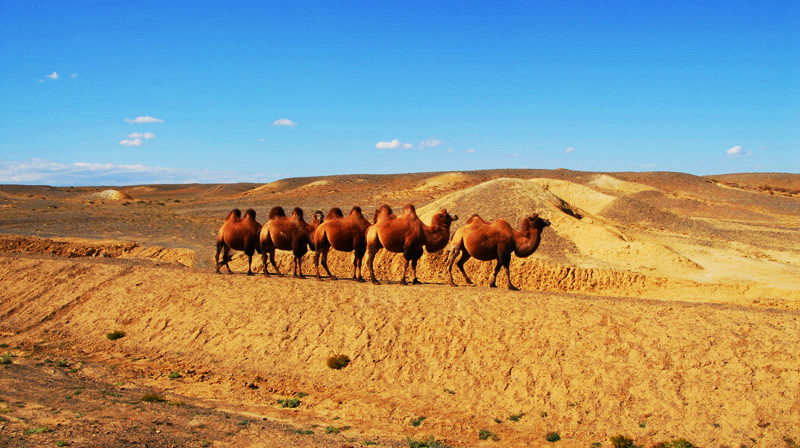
[
  {"left": 327, "top": 354, "right": 351, "bottom": 370},
  {"left": 509, "top": 413, "right": 525, "bottom": 422},
  {"left": 293, "top": 429, "right": 313, "bottom": 435},
  {"left": 546, "top": 432, "right": 561, "bottom": 442},
  {"left": 55, "top": 359, "right": 69, "bottom": 368},
  {"left": 478, "top": 429, "right": 499, "bottom": 441},
  {"left": 610, "top": 435, "right": 640, "bottom": 448},
  {"left": 297, "top": 392, "right": 308, "bottom": 398},
  {"left": 406, "top": 435, "right": 447, "bottom": 448},
  {"left": 0, "top": 355, "right": 11, "bottom": 365},
  {"left": 411, "top": 415, "right": 427, "bottom": 427},
  {"left": 56, "top": 441, "right": 70, "bottom": 447},
  {"left": 325, "top": 426, "right": 342, "bottom": 434},
  {"left": 106, "top": 331, "right": 126, "bottom": 341},
  {"left": 277, "top": 398, "right": 301, "bottom": 408},
  {"left": 140, "top": 393, "right": 166, "bottom": 403},
  {"left": 168, "top": 371, "right": 181, "bottom": 380},
  {"left": 362, "top": 441, "right": 378, "bottom": 446},
  {"left": 0, "top": 343, "right": 8, "bottom": 348},
  {"left": 25, "top": 426, "right": 50, "bottom": 435}
]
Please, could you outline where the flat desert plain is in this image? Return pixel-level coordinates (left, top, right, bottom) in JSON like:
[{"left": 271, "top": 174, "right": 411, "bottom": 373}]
[{"left": 0, "top": 169, "right": 798, "bottom": 448}]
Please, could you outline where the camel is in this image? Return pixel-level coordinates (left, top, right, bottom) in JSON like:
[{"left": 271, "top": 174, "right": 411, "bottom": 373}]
[
  {"left": 366, "top": 204, "right": 458, "bottom": 285},
  {"left": 259, "top": 206, "right": 324, "bottom": 278},
  {"left": 215, "top": 208, "right": 262, "bottom": 275},
  {"left": 313, "top": 206, "right": 372, "bottom": 281},
  {"left": 447, "top": 213, "right": 550, "bottom": 290}
]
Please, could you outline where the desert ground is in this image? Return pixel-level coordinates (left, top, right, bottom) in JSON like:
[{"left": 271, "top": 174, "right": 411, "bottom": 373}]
[{"left": 0, "top": 169, "right": 798, "bottom": 448}]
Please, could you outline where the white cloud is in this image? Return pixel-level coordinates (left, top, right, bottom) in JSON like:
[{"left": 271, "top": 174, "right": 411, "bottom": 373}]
[
  {"left": 726, "top": 145, "right": 752, "bottom": 158},
  {"left": 45, "top": 71, "right": 59, "bottom": 80},
  {"left": 565, "top": 146, "right": 575, "bottom": 154},
  {"left": 124, "top": 116, "right": 164, "bottom": 124},
  {"left": 0, "top": 158, "right": 282, "bottom": 186},
  {"left": 127, "top": 132, "right": 155, "bottom": 139},
  {"left": 272, "top": 118, "right": 297, "bottom": 127},
  {"left": 419, "top": 138, "right": 442, "bottom": 149},
  {"left": 640, "top": 163, "right": 656, "bottom": 169},
  {"left": 258, "top": 138, "right": 265, "bottom": 142},
  {"left": 375, "top": 139, "right": 413, "bottom": 150},
  {"left": 70, "top": 73, "right": 78, "bottom": 78},
  {"left": 511, "top": 152, "right": 520, "bottom": 157},
  {"left": 465, "top": 148, "right": 475, "bottom": 153},
  {"left": 119, "top": 138, "right": 143, "bottom": 147},
  {"left": 447, "top": 148, "right": 454, "bottom": 153}
]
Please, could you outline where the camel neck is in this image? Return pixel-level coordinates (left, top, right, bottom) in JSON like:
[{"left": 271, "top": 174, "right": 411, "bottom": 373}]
[
  {"left": 423, "top": 222, "right": 451, "bottom": 252},
  {"left": 513, "top": 227, "right": 542, "bottom": 257}
]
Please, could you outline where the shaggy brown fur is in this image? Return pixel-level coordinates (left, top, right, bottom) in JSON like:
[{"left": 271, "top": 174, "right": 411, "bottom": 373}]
[
  {"left": 215, "top": 208, "right": 262, "bottom": 275},
  {"left": 313, "top": 206, "right": 371, "bottom": 281},
  {"left": 366, "top": 204, "right": 458, "bottom": 285},
  {"left": 447, "top": 213, "right": 550, "bottom": 290},
  {"left": 259, "top": 207, "right": 324, "bottom": 278}
]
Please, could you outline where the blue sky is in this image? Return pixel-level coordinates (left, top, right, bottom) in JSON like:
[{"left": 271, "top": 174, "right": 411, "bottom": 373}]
[{"left": 0, "top": 1, "right": 797, "bottom": 185}]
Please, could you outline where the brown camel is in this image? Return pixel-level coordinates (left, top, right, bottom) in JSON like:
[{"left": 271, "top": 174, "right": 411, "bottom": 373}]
[
  {"left": 215, "top": 208, "right": 262, "bottom": 275},
  {"left": 260, "top": 206, "right": 324, "bottom": 278},
  {"left": 447, "top": 213, "right": 550, "bottom": 290},
  {"left": 366, "top": 204, "right": 458, "bottom": 285},
  {"left": 313, "top": 206, "right": 371, "bottom": 281}
]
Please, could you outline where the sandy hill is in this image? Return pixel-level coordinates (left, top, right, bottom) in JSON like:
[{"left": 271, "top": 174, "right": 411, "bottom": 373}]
[{"left": 0, "top": 169, "right": 799, "bottom": 447}]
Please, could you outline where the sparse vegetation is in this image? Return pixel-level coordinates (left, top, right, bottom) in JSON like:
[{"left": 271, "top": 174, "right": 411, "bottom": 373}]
[
  {"left": 639, "top": 422, "right": 646, "bottom": 428},
  {"left": 0, "top": 343, "right": 8, "bottom": 348},
  {"left": 0, "top": 355, "right": 12, "bottom": 365},
  {"left": 362, "top": 441, "right": 378, "bottom": 446},
  {"left": 444, "top": 388, "right": 455, "bottom": 395},
  {"left": 406, "top": 435, "right": 447, "bottom": 448},
  {"left": 0, "top": 406, "right": 11, "bottom": 414},
  {"left": 168, "top": 371, "right": 181, "bottom": 380},
  {"left": 277, "top": 397, "right": 301, "bottom": 408},
  {"left": 293, "top": 429, "right": 314, "bottom": 435},
  {"left": 540, "top": 411, "right": 548, "bottom": 417},
  {"left": 168, "top": 401, "right": 187, "bottom": 407},
  {"left": 55, "top": 359, "right": 69, "bottom": 368},
  {"left": 411, "top": 415, "right": 427, "bottom": 427},
  {"left": 25, "top": 426, "right": 50, "bottom": 435},
  {"left": 651, "top": 439, "right": 697, "bottom": 448},
  {"left": 610, "top": 434, "right": 640, "bottom": 448},
  {"left": 106, "top": 331, "right": 126, "bottom": 340},
  {"left": 509, "top": 412, "right": 524, "bottom": 422},
  {"left": 325, "top": 425, "right": 345, "bottom": 434},
  {"left": 327, "top": 354, "right": 351, "bottom": 370},
  {"left": 546, "top": 432, "right": 561, "bottom": 442},
  {"left": 478, "top": 429, "right": 499, "bottom": 441},
  {"left": 56, "top": 441, "right": 70, "bottom": 447},
  {"left": 297, "top": 392, "right": 308, "bottom": 398},
  {"left": 139, "top": 393, "right": 166, "bottom": 403},
  {"left": 784, "top": 437, "right": 799, "bottom": 448}
]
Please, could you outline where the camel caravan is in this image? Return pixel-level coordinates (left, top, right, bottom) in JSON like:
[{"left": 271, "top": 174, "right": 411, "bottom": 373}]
[{"left": 215, "top": 204, "right": 550, "bottom": 290}]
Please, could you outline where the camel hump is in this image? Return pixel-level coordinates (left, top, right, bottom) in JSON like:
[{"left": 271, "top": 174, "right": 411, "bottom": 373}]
[
  {"left": 373, "top": 204, "right": 393, "bottom": 223},
  {"left": 268, "top": 206, "right": 286, "bottom": 219},
  {"left": 225, "top": 208, "right": 242, "bottom": 221},
  {"left": 290, "top": 207, "right": 304, "bottom": 220},
  {"left": 402, "top": 204, "right": 417, "bottom": 216},
  {"left": 326, "top": 207, "right": 344, "bottom": 220},
  {"left": 244, "top": 208, "right": 257, "bottom": 220},
  {"left": 466, "top": 214, "right": 486, "bottom": 225},
  {"left": 349, "top": 206, "right": 363, "bottom": 217}
]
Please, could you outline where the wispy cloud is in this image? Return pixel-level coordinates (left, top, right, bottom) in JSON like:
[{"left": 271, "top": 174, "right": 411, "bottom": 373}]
[
  {"left": 565, "top": 146, "right": 575, "bottom": 154},
  {"left": 119, "top": 139, "right": 143, "bottom": 147},
  {"left": 640, "top": 163, "right": 656, "bottom": 169},
  {"left": 124, "top": 116, "right": 164, "bottom": 124},
  {"left": 726, "top": 145, "right": 752, "bottom": 158},
  {"left": 465, "top": 148, "right": 475, "bottom": 153},
  {"left": 0, "top": 158, "right": 282, "bottom": 186},
  {"left": 419, "top": 138, "right": 442, "bottom": 149},
  {"left": 45, "top": 71, "right": 59, "bottom": 80},
  {"left": 127, "top": 132, "right": 155, "bottom": 139},
  {"left": 375, "top": 139, "right": 413, "bottom": 150},
  {"left": 272, "top": 118, "right": 297, "bottom": 127},
  {"left": 70, "top": 73, "right": 78, "bottom": 78}
]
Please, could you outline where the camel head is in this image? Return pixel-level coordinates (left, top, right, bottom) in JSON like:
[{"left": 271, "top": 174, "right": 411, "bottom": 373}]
[
  {"left": 312, "top": 210, "right": 325, "bottom": 224},
  {"left": 431, "top": 209, "right": 458, "bottom": 227},
  {"left": 523, "top": 213, "right": 550, "bottom": 231}
]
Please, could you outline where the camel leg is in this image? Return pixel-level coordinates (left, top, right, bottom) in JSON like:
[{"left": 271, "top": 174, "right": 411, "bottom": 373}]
[
  {"left": 367, "top": 246, "right": 380, "bottom": 285},
  {"left": 269, "top": 250, "right": 282, "bottom": 276},
  {"left": 489, "top": 259, "right": 503, "bottom": 288},
  {"left": 295, "top": 254, "right": 305, "bottom": 279},
  {"left": 222, "top": 246, "right": 233, "bottom": 274},
  {"left": 314, "top": 250, "right": 323, "bottom": 280},
  {"left": 400, "top": 258, "right": 410, "bottom": 285},
  {"left": 246, "top": 253, "right": 254, "bottom": 276},
  {"left": 261, "top": 249, "right": 270, "bottom": 276},
  {"left": 446, "top": 246, "right": 459, "bottom": 286},
  {"left": 499, "top": 253, "right": 517, "bottom": 290},
  {"left": 215, "top": 242, "right": 223, "bottom": 274},
  {"left": 411, "top": 258, "right": 422, "bottom": 285},
  {"left": 457, "top": 251, "right": 474, "bottom": 285},
  {"left": 353, "top": 248, "right": 365, "bottom": 282},
  {"left": 322, "top": 250, "right": 336, "bottom": 280}
]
